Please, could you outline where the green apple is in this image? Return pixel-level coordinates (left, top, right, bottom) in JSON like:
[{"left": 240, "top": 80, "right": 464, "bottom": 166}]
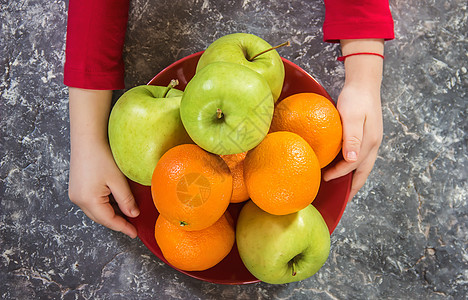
[
  {"left": 180, "top": 61, "right": 274, "bottom": 155},
  {"left": 108, "top": 83, "right": 192, "bottom": 186},
  {"left": 196, "top": 33, "right": 286, "bottom": 102},
  {"left": 236, "top": 201, "right": 331, "bottom": 284}
]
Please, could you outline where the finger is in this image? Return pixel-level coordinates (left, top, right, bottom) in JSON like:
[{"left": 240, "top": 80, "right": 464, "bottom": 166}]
[
  {"left": 347, "top": 183, "right": 358, "bottom": 202},
  {"left": 347, "top": 171, "right": 365, "bottom": 203},
  {"left": 109, "top": 195, "right": 126, "bottom": 218},
  {"left": 82, "top": 203, "right": 138, "bottom": 238},
  {"left": 323, "top": 159, "right": 358, "bottom": 182},
  {"left": 107, "top": 173, "right": 140, "bottom": 218},
  {"left": 347, "top": 153, "right": 377, "bottom": 202},
  {"left": 341, "top": 115, "right": 365, "bottom": 163}
]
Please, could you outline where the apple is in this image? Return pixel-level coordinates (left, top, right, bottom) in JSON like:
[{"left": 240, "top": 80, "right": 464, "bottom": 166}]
[
  {"left": 196, "top": 33, "right": 286, "bottom": 102},
  {"left": 236, "top": 201, "right": 331, "bottom": 284},
  {"left": 108, "top": 82, "right": 192, "bottom": 186},
  {"left": 180, "top": 61, "right": 274, "bottom": 155}
]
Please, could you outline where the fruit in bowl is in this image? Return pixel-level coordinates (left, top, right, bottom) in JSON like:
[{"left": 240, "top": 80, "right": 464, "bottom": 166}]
[
  {"left": 270, "top": 92, "right": 343, "bottom": 168},
  {"left": 108, "top": 82, "right": 192, "bottom": 186},
  {"left": 243, "top": 131, "right": 321, "bottom": 216},
  {"left": 196, "top": 33, "right": 286, "bottom": 102},
  {"left": 155, "top": 212, "right": 235, "bottom": 272},
  {"left": 236, "top": 201, "right": 330, "bottom": 284},
  {"left": 180, "top": 62, "right": 274, "bottom": 155},
  {"left": 126, "top": 44, "right": 352, "bottom": 285},
  {"left": 151, "top": 144, "right": 232, "bottom": 231}
]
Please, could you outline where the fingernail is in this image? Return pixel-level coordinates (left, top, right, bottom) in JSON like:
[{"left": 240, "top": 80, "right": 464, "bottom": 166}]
[
  {"left": 130, "top": 207, "right": 140, "bottom": 217},
  {"left": 346, "top": 151, "right": 357, "bottom": 161}
]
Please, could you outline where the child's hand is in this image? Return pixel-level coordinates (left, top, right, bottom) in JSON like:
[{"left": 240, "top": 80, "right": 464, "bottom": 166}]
[
  {"left": 323, "top": 39, "right": 385, "bottom": 201},
  {"left": 323, "top": 83, "right": 383, "bottom": 201},
  {"left": 68, "top": 139, "right": 140, "bottom": 238},
  {"left": 68, "top": 88, "right": 140, "bottom": 238}
]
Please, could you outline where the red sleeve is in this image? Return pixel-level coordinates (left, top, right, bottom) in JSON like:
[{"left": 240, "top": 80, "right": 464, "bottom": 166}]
[
  {"left": 64, "top": 0, "right": 130, "bottom": 90},
  {"left": 323, "top": 0, "right": 394, "bottom": 43}
]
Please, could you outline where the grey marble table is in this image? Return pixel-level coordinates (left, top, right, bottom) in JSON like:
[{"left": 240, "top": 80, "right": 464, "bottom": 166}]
[{"left": 1, "top": 0, "right": 467, "bottom": 299}]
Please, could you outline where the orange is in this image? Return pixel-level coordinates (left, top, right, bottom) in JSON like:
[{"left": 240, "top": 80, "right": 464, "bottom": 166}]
[
  {"left": 270, "top": 93, "right": 342, "bottom": 168},
  {"left": 151, "top": 144, "right": 232, "bottom": 231},
  {"left": 155, "top": 212, "right": 235, "bottom": 271},
  {"left": 220, "top": 152, "right": 249, "bottom": 203},
  {"left": 243, "top": 131, "right": 321, "bottom": 215}
]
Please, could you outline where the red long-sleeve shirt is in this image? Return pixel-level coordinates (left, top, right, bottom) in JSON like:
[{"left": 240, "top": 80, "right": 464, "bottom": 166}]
[{"left": 64, "top": 0, "right": 394, "bottom": 90}]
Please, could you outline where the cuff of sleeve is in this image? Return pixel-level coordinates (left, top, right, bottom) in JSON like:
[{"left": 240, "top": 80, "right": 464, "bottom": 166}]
[
  {"left": 63, "top": 65, "right": 125, "bottom": 90},
  {"left": 323, "top": 21, "right": 395, "bottom": 43}
]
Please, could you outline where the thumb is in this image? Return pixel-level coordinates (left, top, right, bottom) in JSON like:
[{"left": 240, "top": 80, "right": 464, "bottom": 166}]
[
  {"left": 341, "top": 118, "right": 364, "bottom": 163},
  {"left": 108, "top": 173, "right": 140, "bottom": 218}
]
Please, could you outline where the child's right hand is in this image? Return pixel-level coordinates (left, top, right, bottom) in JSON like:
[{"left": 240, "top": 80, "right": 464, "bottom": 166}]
[
  {"left": 68, "top": 88, "right": 140, "bottom": 238},
  {"left": 68, "top": 137, "right": 140, "bottom": 238}
]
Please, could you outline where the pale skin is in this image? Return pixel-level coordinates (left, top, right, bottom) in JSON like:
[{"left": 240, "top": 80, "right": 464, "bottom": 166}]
[
  {"left": 68, "top": 88, "right": 140, "bottom": 238},
  {"left": 323, "top": 39, "right": 385, "bottom": 201},
  {"left": 67, "top": 38, "right": 384, "bottom": 237}
]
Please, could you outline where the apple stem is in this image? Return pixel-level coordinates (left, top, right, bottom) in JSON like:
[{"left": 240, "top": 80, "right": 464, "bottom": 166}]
[
  {"left": 248, "top": 41, "right": 291, "bottom": 61},
  {"left": 292, "top": 261, "right": 297, "bottom": 277},
  {"left": 163, "top": 79, "right": 180, "bottom": 98},
  {"left": 216, "top": 108, "right": 224, "bottom": 119},
  {"left": 169, "top": 79, "right": 179, "bottom": 88}
]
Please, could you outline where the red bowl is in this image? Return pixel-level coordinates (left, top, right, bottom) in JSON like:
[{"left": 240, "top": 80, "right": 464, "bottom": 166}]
[{"left": 127, "top": 51, "right": 352, "bottom": 285}]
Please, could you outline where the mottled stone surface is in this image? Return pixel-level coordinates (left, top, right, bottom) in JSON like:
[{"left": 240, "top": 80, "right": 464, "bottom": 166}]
[{"left": 1, "top": 0, "right": 467, "bottom": 299}]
